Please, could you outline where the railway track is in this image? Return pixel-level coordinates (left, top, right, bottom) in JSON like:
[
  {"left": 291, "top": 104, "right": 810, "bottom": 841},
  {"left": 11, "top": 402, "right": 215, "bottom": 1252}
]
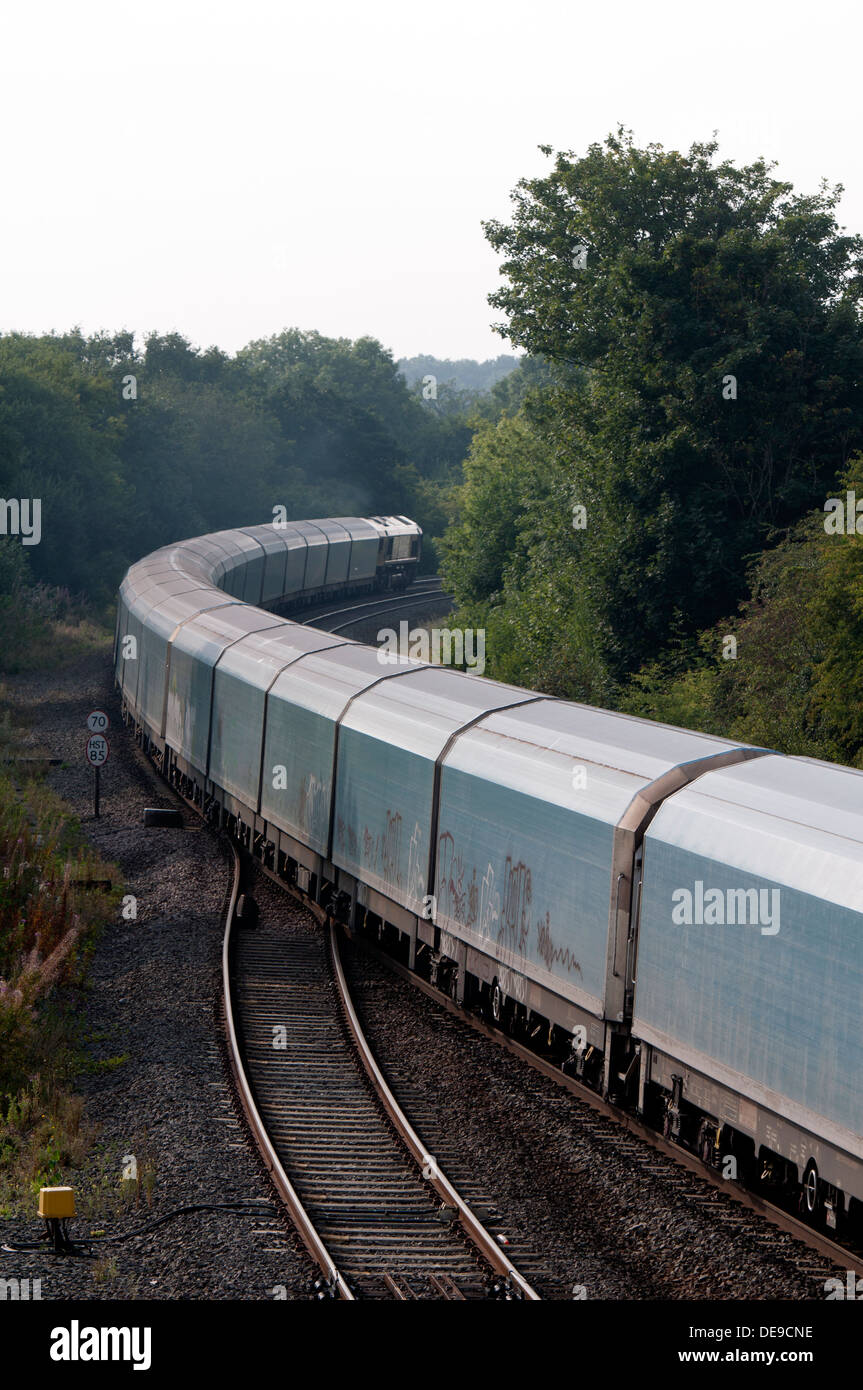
[
  {"left": 159, "top": 758, "right": 860, "bottom": 1299},
  {"left": 302, "top": 577, "right": 451, "bottom": 635},
  {"left": 350, "top": 933, "right": 863, "bottom": 1290},
  {"left": 221, "top": 845, "right": 540, "bottom": 1300},
  {"left": 166, "top": 761, "right": 861, "bottom": 1300}
]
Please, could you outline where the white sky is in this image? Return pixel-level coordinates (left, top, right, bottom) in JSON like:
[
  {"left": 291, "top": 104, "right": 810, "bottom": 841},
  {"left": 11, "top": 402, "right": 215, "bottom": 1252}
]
[{"left": 0, "top": 0, "right": 859, "bottom": 362}]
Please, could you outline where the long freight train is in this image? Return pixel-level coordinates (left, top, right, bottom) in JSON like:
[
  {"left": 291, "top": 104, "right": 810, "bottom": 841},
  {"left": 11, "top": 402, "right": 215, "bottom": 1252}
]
[{"left": 115, "top": 514, "right": 863, "bottom": 1238}]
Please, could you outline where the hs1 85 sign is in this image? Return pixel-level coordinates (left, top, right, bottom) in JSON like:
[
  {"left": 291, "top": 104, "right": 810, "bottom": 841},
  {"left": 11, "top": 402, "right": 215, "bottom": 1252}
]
[
  {"left": 85, "top": 712, "right": 110, "bottom": 817},
  {"left": 85, "top": 734, "right": 110, "bottom": 766}
]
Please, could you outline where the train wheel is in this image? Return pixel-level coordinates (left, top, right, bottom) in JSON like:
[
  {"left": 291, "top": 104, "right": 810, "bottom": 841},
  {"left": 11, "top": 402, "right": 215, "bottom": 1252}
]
[
  {"left": 802, "top": 1161, "right": 820, "bottom": 1219},
  {"left": 697, "top": 1118, "right": 715, "bottom": 1165},
  {"left": 491, "top": 981, "right": 503, "bottom": 1025}
]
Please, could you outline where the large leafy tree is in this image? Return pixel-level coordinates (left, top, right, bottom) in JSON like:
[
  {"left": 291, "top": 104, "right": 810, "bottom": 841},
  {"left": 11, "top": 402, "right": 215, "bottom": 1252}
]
[
  {"left": 482, "top": 130, "right": 863, "bottom": 680},
  {"left": 619, "top": 456, "right": 863, "bottom": 767},
  {"left": 0, "top": 335, "right": 128, "bottom": 600},
  {"left": 239, "top": 329, "right": 472, "bottom": 484},
  {"left": 440, "top": 400, "right": 609, "bottom": 700},
  {"left": 441, "top": 411, "right": 549, "bottom": 604}
]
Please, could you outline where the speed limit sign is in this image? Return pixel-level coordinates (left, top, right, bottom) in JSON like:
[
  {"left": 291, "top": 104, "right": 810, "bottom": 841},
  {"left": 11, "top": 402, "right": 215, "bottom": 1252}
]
[
  {"left": 85, "top": 734, "right": 110, "bottom": 766},
  {"left": 85, "top": 733, "right": 109, "bottom": 818},
  {"left": 87, "top": 709, "right": 110, "bottom": 732}
]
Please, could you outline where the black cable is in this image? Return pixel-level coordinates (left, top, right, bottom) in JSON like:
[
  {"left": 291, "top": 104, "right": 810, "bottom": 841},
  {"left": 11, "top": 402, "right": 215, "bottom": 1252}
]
[{"left": 1, "top": 1200, "right": 276, "bottom": 1255}]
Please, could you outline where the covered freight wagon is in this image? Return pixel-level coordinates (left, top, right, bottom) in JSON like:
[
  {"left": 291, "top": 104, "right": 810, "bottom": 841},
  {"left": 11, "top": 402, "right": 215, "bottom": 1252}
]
[{"left": 633, "top": 754, "right": 863, "bottom": 1216}]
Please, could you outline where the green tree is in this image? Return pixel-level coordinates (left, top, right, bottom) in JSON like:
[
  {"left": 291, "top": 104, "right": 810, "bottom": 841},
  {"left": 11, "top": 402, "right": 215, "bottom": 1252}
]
[
  {"left": 619, "top": 457, "right": 863, "bottom": 767},
  {"left": 441, "top": 405, "right": 609, "bottom": 699},
  {"left": 807, "top": 458, "right": 863, "bottom": 764},
  {"left": 441, "top": 411, "right": 551, "bottom": 603},
  {"left": 619, "top": 517, "right": 839, "bottom": 758},
  {"left": 482, "top": 130, "right": 863, "bottom": 681},
  {"left": 0, "top": 325, "right": 478, "bottom": 608},
  {"left": 0, "top": 336, "right": 127, "bottom": 602}
]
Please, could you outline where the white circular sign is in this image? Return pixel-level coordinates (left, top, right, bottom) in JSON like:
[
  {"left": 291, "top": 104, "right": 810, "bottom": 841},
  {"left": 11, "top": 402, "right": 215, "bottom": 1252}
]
[
  {"left": 85, "top": 734, "right": 110, "bottom": 766},
  {"left": 87, "top": 709, "right": 110, "bottom": 732}
]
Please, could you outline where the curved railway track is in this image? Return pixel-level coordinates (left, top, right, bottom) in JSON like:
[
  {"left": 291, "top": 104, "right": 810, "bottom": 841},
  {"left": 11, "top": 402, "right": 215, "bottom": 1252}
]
[
  {"left": 118, "top": 516, "right": 863, "bottom": 1269},
  {"left": 221, "top": 844, "right": 540, "bottom": 1300},
  {"left": 158, "top": 763, "right": 862, "bottom": 1298},
  {"left": 302, "top": 577, "right": 451, "bottom": 635},
  {"left": 145, "top": 699, "right": 862, "bottom": 1300},
  {"left": 349, "top": 932, "right": 863, "bottom": 1288}
]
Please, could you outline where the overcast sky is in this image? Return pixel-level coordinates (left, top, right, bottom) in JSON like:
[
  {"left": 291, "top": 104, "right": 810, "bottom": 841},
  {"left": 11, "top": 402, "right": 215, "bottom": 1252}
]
[{"left": 1, "top": 0, "right": 860, "bottom": 362}]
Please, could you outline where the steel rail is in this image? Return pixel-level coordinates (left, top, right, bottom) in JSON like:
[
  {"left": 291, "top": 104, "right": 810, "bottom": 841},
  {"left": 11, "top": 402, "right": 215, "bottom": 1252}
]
[
  {"left": 151, "top": 710, "right": 855, "bottom": 1294},
  {"left": 221, "top": 842, "right": 355, "bottom": 1300},
  {"left": 327, "top": 920, "right": 541, "bottom": 1300},
  {"left": 165, "top": 764, "right": 540, "bottom": 1300},
  {"left": 304, "top": 584, "right": 447, "bottom": 632},
  {"left": 354, "top": 934, "right": 863, "bottom": 1281}
]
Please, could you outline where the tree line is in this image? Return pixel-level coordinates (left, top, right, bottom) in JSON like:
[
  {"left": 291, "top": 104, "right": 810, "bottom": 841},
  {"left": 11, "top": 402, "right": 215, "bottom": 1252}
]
[
  {"left": 440, "top": 129, "right": 863, "bottom": 768},
  {"left": 4, "top": 129, "right": 863, "bottom": 770},
  {"left": 0, "top": 327, "right": 479, "bottom": 614}
]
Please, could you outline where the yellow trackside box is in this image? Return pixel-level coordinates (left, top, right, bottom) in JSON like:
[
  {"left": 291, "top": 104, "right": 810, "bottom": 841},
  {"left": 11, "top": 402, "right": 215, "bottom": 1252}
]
[{"left": 38, "top": 1186, "right": 75, "bottom": 1218}]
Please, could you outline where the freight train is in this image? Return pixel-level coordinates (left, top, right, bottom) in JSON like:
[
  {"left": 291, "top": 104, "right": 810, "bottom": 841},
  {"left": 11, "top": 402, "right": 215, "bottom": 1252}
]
[{"left": 115, "top": 515, "right": 863, "bottom": 1239}]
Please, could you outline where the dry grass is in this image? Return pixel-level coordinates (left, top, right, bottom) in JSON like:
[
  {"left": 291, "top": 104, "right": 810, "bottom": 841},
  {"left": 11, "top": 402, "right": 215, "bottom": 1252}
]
[
  {"left": 0, "top": 690, "right": 123, "bottom": 1216},
  {"left": 0, "top": 571, "right": 111, "bottom": 675}
]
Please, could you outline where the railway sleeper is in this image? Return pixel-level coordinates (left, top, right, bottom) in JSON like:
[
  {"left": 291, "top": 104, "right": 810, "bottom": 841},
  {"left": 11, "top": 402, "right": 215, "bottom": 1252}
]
[{"left": 142, "top": 726, "right": 863, "bottom": 1254}]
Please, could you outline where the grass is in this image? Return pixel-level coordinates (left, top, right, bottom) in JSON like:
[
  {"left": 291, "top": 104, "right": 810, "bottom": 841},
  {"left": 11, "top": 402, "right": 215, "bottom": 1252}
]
[
  {"left": 0, "top": 575, "right": 111, "bottom": 677},
  {"left": 0, "top": 684, "right": 124, "bottom": 1218}
]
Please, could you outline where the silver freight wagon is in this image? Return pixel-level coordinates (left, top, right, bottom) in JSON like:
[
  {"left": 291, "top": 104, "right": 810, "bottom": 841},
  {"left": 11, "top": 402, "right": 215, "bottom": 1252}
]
[
  {"left": 634, "top": 754, "right": 863, "bottom": 1215},
  {"left": 332, "top": 667, "right": 537, "bottom": 921},
  {"left": 434, "top": 700, "right": 764, "bottom": 1084},
  {"left": 115, "top": 512, "right": 863, "bottom": 1229}
]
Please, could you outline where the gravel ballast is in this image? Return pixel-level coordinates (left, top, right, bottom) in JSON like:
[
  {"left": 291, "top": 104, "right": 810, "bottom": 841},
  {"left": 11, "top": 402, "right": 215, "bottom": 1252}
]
[
  {"left": 337, "top": 938, "right": 836, "bottom": 1302},
  {"left": 0, "top": 648, "right": 841, "bottom": 1303},
  {"left": 1, "top": 651, "right": 314, "bottom": 1301}
]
